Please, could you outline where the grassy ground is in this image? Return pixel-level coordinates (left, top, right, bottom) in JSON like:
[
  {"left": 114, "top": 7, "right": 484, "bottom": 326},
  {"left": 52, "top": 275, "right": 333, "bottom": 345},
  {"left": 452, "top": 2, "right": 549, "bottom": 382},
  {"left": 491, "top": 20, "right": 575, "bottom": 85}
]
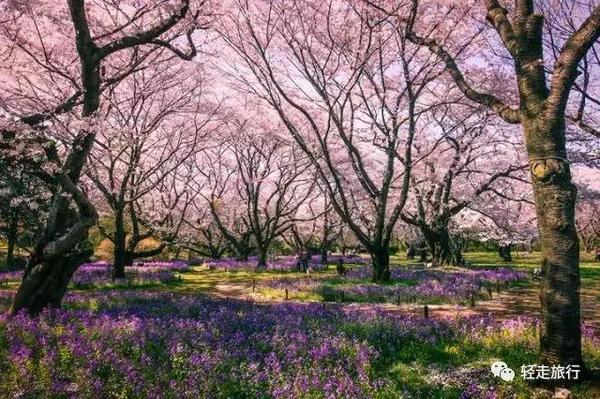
[{"left": 1, "top": 252, "right": 599, "bottom": 397}]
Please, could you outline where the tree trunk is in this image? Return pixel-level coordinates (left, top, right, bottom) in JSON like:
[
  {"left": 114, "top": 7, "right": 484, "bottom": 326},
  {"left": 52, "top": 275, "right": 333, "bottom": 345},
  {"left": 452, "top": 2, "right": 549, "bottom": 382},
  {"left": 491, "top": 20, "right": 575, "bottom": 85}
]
[
  {"left": 11, "top": 252, "right": 89, "bottom": 314},
  {"left": 320, "top": 246, "right": 328, "bottom": 264},
  {"left": 423, "top": 226, "right": 460, "bottom": 267},
  {"left": 112, "top": 208, "right": 127, "bottom": 279},
  {"left": 256, "top": 247, "right": 268, "bottom": 269},
  {"left": 12, "top": 195, "right": 94, "bottom": 314},
  {"left": 124, "top": 250, "right": 134, "bottom": 267},
  {"left": 371, "top": 246, "right": 390, "bottom": 283},
  {"left": 498, "top": 244, "right": 512, "bottom": 262},
  {"left": 525, "top": 119, "right": 583, "bottom": 369}
]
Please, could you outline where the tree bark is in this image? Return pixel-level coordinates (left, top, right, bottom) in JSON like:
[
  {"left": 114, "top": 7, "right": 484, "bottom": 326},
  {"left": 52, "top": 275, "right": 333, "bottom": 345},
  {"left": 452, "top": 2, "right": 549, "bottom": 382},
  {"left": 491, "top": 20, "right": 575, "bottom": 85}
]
[
  {"left": 320, "top": 247, "right": 328, "bottom": 264},
  {"left": 421, "top": 225, "right": 462, "bottom": 267},
  {"left": 256, "top": 246, "right": 268, "bottom": 269},
  {"left": 12, "top": 193, "right": 95, "bottom": 314},
  {"left": 371, "top": 246, "right": 390, "bottom": 283},
  {"left": 525, "top": 120, "right": 584, "bottom": 368},
  {"left": 11, "top": 252, "right": 90, "bottom": 314},
  {"left": 498, "top": 244, "right": 512, "bottom": 262}
]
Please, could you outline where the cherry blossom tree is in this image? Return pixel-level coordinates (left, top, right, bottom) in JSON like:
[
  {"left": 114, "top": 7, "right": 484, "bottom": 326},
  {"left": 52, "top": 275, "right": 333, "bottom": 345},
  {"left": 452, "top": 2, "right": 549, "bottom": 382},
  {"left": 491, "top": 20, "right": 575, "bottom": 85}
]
[
  {"left": 195, "top": 118, "right": 316, "bottom": 268},
  {"left": 191, "top": 146, "right": 256, "bottom": 261},
  {"left": 129, "top": 162, "right": 197, "bottom": 265},
  {"left": 366, "top": 0, "right": 600, "bottom": 374},
  {"left": 0, "top": 0, "right": 210, "bottom": 314},
  {"left": 576, "top": 187, "right": 600, "bottom": 254},
  {"left": 219, "top": 0, "right": 449, "bottom": 281},
  {"left": 0, "top": 160, "right": 50, "bottom": 269},
  {"left": 178, "top": 208, "right": 230, "bottom": 260},
  {"left": 282, "top": 190, "right": 343, "bottom": 265},
  {"left": 463, "top": 194, "right": 538, "bottom": 261},
  {"left": 401, "top": 105, "right": 528, "bottom": 266},
  {"left": 85, "top": 64, "right": 217, "bottom": 278}
]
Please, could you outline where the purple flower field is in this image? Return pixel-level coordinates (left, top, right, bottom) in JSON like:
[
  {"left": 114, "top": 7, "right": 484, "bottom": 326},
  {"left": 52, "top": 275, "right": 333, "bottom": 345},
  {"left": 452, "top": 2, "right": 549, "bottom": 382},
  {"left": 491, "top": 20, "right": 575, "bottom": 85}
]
[
  {"left": 0, "top": 289, "right": 597, "bottom": 398},
  {"left": 202, "top": 255, "right": 366, "bottom": 272},
  {"left": 261, "top": 266, "right": 529, "bottom": 305},
  {"left": 0, "top": 261, "right": 190, "bottom": 287}
]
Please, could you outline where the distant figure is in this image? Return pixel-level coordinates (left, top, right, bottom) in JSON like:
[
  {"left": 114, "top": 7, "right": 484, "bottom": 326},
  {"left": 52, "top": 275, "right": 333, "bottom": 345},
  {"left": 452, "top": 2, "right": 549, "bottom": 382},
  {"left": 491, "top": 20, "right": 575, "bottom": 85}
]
[
  {"left": 296, "top": 251, "right": 310, "bottom": 272},
  {"left": 295, "top": 253, "right": 303, "bottom": 272},
  {"left": 418, "top": 242, "right": 428, "bottom": 262},
  {"left": 595, "top": 248, "right": 600, "bottom": 262},
  {"left": 336, "top": 258, "right": 347, "bottom": 276}
]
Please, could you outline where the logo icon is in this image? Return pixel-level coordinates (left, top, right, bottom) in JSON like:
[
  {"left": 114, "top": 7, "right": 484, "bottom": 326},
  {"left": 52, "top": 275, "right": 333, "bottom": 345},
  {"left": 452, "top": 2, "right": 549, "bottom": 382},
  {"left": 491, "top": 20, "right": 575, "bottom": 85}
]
[{"left": 491, "top": 361, "right": 515, "bottom": 381}]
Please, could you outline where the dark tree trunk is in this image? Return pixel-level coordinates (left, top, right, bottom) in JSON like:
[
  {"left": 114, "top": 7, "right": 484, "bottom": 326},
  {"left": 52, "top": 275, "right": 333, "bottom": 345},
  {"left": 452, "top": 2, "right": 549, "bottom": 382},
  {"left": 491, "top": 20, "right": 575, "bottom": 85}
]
[
  {"left": 525, "top": 120, "right": 584, "bottom": 369},
  {"left": 418, "top": 244, "right": 427, "bottom": 262},
  {"left": 371, "top": 246, "right": 390, "bottom": 283},
  {"left": 11, "top": 251, "right": 89, "bottom": 314},
  {"left": 320, "top": 246, "right": 328, "bottom": 264},
  {"left": 498, "top": 244, "right": 512, "bottom": 262},
  {"left": 422, "top": 226, "right": 461, "bottom": 267},
  {"left": 256, "top": 248, "right": 268, "bottom": 269},
  {"left": 124, "top": 250, "right": 134, "bottom": 267},
  {"left": 12, "top": 194, "right": 95, "bottom": 314}
]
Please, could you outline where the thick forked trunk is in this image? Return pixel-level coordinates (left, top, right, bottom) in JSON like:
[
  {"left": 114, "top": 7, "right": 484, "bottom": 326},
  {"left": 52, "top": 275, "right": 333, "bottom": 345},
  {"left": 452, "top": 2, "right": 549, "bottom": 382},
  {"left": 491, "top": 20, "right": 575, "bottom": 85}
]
[
  {"left": 429, "top": 236, "right": 452, "bottom": 267},
  {"left": 371, "top": 246, "right": 390, "bottom": 283},
  {"left": 112, "top": 209, "right": 127, "bottom": 279},
  {"left": 12, "top": 194, "right": 95, "bottom": 314},
  {"left": 422, "top": 225, "right": 461, "bottom": 267},
  {"left": 11, "top": 251, "right": 90, "bottom": 314},
  {"left": 12, "top": 25, "right": 101, "bottom": 314},
  {"left": 525, "top": 119, "right": 583, "bottom": 369}
]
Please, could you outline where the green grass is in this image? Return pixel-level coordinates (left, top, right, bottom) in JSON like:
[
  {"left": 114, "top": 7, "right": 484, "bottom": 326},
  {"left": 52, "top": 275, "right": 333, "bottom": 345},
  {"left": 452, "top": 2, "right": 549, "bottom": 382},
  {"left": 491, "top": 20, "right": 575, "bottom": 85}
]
[
  {"left": 462, "top": 251, "right": 599, "bottom": 268},
  {"left": 2, "top": 253, "right": 600, "bottom": 397}
]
